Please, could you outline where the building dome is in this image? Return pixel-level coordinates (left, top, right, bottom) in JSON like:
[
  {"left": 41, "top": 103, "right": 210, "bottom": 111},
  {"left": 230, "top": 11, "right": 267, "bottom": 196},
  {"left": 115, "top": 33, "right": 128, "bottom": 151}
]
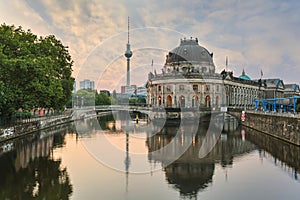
[
  {"left": 165, "top": 38, "right": 215, "bottom": 74},
  {"left": 167, "top": 38, "right": 214, "bottom": 65},
  {"left": 239, "top": 69, "right": 251, "bottom": 80}
]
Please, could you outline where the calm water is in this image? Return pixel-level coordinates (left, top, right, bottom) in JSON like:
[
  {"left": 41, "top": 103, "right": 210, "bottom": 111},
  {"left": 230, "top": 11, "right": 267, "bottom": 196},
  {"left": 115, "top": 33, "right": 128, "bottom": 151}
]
[{"left": 0, "top": 113, "right": 299, "bottom": 200}]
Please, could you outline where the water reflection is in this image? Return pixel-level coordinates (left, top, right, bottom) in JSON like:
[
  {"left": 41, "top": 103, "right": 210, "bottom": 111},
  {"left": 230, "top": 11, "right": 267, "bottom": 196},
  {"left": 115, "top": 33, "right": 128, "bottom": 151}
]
[
  {"left": 1, "top": 114, "right": 299, "bottom": 199},
  {"left": 0, "top": 124, "right": 74, "bottom": 199},
  {"left": 146, "top": 123, "right": 256, "bottom": 198},
  {"left": 242, "top": 126, "right": 300, "bottom": 182},
  {"left": 85, "top": 113, "right": 300, "bottom": 198}
]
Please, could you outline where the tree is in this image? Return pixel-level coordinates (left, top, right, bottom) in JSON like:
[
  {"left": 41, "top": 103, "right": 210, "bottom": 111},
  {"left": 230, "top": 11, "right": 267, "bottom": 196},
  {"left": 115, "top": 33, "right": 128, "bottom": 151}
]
[
  {"left": 0, "top": 24, "right": 74, "bottom": 119},
  {"left": 95, "top": 91, "right": 115, "bottom": 105},
  {"left": 72, "top": 89, "right": 116, "bottom": 107},
  {"left": 74, "top": 89, "right": 95, "bottom": 107},
  {"left": 112, "top": 90, "right": 117, "bottom": 99},
  {"left": 96, "top": 93, "right": 112, "bottom": 105},
  {"left": 129, "top": 96, "right": 146, "bottom": 106}
]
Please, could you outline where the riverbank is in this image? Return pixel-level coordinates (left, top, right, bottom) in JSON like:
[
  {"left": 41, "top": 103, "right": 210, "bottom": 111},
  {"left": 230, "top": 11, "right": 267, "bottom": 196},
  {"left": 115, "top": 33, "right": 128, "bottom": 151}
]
[
  {"left": 0, "top": 114, "right": 73, "bottom": 143},
  {"left": 229, "top": 109, "right": 300, "bottom": 146}
]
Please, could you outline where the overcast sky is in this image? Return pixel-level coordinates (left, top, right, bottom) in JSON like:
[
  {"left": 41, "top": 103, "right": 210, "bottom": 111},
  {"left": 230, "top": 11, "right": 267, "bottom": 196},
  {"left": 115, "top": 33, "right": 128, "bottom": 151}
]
[{"left": 1, "top": 0, "right": 300, "bottom": 91}]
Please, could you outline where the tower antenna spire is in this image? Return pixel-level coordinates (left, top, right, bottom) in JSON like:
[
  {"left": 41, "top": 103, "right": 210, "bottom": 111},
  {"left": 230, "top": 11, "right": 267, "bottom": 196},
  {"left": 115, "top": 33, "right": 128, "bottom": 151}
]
[
  {"left": 125, "top": 16, "right": 132, "bottom": 87},
  {"left": 127, "top": 16, "right": 130, "bottom": 44}
]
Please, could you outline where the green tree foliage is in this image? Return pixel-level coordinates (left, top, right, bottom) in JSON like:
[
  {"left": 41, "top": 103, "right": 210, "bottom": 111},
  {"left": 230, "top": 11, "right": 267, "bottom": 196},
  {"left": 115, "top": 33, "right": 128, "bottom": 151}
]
[
  {"left": 73, "top": 89, "right": 115, "bottom": 107},
  {"left": 96, "top": 92, "right": 115, "bottom": 105},
  {"left": 112, "top": 90, "right": 117, "bottom": 99},
  {"left": 74, "top": 89, "right": 95, "bottom": 107},
  {"left": 129, "top": 97, "right": 146, "bottom": 106},
  {"left": 0, "top": 24, "right": 74, "bottom": 118},
  {"left": 0, "top": 132, "right": 73, "bottom": 199}
]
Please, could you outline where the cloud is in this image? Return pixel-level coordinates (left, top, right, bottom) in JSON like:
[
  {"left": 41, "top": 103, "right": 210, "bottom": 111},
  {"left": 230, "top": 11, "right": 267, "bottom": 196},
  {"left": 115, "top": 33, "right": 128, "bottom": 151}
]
[
  {"left": 79, "top": 27, "right": 185, "bottom": 91},
  {"left": 1, "top": 0, "right": 300, "bottom": 90},
  {"left": 0, "top": 0, "right": 51, "bottom": 35}
]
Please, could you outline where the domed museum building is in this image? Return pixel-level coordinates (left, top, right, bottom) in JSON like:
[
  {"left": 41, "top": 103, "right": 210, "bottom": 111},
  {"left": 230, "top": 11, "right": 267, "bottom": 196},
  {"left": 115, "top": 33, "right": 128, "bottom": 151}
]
[{"left": 146, "top": 37, "right": 299, "bottom": 111}]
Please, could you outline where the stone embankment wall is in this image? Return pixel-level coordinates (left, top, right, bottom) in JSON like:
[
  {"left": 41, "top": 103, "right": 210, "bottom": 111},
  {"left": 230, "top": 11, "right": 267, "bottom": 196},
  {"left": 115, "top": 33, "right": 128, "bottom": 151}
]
[
  {"left": 229, "top": 110, "right": 300, "bottom": 146},
  {"left": 0, "top": 115, "right": 72, "bottom": 143},
  {"left": 242, "top": 126, "right": 300, "bottom": 172}
]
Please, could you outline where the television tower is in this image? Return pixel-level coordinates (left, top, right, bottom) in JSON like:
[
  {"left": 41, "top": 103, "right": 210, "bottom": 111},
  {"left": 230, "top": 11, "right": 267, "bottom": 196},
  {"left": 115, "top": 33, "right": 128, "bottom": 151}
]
[{"left": 124, "top": 17, "right": 132, "bottom": 86}]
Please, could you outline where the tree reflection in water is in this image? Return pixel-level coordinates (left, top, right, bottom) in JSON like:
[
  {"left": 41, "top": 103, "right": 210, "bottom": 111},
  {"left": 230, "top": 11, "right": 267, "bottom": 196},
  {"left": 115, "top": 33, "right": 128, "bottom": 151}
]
[{"left": 0, "top": 125, "right": 73, "bottom": 199}]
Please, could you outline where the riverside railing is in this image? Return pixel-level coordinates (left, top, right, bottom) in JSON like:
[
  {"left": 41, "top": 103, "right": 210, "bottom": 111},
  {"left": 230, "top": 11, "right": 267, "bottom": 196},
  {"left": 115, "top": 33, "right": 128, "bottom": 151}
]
[
  {"left": 0, "top": 112, "right": 72, "bottom": 142},
  {"left": 0, "top": 110, "right": 71, "bottom": 129}
]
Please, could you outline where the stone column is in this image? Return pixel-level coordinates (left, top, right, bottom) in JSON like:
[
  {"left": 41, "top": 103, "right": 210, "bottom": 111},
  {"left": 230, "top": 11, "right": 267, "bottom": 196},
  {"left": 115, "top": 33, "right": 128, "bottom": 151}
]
[
  {"left": 162, "top": 84, "right": 164, "bottom": 107},
  {"left": 173, "top": 84, "right": 176, "bottom": 107}
]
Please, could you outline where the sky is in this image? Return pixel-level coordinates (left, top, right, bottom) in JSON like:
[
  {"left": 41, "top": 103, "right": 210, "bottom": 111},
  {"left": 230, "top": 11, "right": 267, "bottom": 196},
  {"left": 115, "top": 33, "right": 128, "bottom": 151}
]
[{"left": 1, "top": 0, "right": 300, "bottom": 91}]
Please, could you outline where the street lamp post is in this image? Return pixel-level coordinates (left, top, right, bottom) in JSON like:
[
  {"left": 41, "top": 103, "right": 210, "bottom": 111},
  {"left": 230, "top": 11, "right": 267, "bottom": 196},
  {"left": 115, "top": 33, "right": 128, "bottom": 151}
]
[{"left": 76, "top": 96, "right": 78, "bottom": 108}]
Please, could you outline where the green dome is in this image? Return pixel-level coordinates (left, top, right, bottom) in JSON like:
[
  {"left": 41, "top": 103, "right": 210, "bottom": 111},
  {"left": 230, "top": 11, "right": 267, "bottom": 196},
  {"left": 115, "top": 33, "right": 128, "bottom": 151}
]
[
  {"left": 239, "top": 74, "right": 251, "bottom": 80},
  {"left": 239, "top": 69, "right": 251, "bottom": 80}
]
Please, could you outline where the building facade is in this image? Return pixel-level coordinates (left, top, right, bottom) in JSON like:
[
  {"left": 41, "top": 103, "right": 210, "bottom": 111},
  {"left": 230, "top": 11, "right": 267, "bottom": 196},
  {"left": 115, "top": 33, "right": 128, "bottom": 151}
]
[
  {"left": 136, "top": 86, "right": 147, "bottom": 97},
  {"left": 146, "top": 38, "right": 299, "bottom": 110},
  {"left": 284, "top": 84, "right": 300, "bottom": 98},
  {"left": 121, "top": 85, "right": 137, "bottom": 95},
  {"left": 79, "top": 79, "right": 95, "bottom": 90}
]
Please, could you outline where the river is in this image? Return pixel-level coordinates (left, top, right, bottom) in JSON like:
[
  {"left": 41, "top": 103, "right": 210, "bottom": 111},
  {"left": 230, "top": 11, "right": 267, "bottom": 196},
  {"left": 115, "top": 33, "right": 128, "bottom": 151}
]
[{"left": 0, "top": 112, "right": 299, "bottom": 200}]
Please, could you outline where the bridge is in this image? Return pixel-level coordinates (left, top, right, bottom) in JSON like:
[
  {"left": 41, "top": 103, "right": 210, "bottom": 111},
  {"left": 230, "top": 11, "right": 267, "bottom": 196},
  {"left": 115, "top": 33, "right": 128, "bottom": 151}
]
[
  {"left": 73, "top": 105, "right": 239, "bottom": 134},
  {"left": 73, "top": 105, "right": 228, "bottom": 122}
]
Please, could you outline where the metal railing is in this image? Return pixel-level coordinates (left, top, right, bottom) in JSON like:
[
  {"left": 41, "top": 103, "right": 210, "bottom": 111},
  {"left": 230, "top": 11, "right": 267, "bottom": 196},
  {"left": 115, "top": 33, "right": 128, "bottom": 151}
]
[{"left": 0, "top": 111, "right": 70, "bottom": 129}]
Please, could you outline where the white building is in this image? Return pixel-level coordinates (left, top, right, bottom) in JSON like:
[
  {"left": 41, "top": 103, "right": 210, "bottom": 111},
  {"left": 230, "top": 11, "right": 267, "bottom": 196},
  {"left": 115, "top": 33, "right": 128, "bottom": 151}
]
[
  {"left": 146, "top": 38, "right": 227, "bottom": 109},
  {"left": 79, "top": 79, "right": 95, "bottom": 90},
  {"left": 146, "top": 37, "right": 299, "bottom": 111}
]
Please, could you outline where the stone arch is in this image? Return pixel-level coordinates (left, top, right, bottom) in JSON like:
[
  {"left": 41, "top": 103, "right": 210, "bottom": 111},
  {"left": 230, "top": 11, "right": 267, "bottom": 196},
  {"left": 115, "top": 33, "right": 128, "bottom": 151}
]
[
  {"left": 205, "top": 95, "right": 211, "bottom": 108},
  {"left": 158, "top": 96, "right": 162, "bottom": 106}
]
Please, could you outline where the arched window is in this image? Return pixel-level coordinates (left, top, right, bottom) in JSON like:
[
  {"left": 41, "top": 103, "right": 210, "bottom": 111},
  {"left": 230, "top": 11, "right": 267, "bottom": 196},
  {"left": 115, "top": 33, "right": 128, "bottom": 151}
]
[
  {"left": 158, "top": 96, "right": 162, "bottom": 106},
  {"left": 166, "top": 95, "right": 172, "bottom": 107},
  {"left": 205, "top": 95, "right": 211, "bottom": 108}
]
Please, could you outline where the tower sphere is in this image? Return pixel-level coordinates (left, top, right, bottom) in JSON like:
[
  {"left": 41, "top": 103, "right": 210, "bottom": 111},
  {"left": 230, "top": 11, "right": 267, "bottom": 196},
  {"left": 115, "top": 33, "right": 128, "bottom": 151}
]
[{"left": 125, "top": 44, "right": 132, "bottom": 58}]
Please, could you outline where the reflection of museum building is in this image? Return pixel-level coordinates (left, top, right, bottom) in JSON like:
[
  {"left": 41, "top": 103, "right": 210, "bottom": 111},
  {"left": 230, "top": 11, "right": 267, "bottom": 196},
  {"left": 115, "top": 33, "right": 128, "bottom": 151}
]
[
  {"left": 146, "top": 37, "right": 300, "bottom": 109},
  {"left": 146, "top": 125, "right": 255, "bottom": 197}
]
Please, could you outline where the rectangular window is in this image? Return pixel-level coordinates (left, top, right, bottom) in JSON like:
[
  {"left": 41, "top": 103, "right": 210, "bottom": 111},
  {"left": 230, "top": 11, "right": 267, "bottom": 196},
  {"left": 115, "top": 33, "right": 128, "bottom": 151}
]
[
  {"left": 216, "top": 85, "right": 219, "bottom": 92},
  {"left": 158, "top": 85, "right": 161, "bottom": 92},
  {"left": 166, "top": 85, "right": 171, "bottom": 92},
  {"left": 193, "top": 85, "right": 198, "bottom": 91},
  {"left": 179, "top": 85, "right": 184, "bottom": 91},
  {"left": 206, "top": 85, "right": 210, "bottom": 92}
]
